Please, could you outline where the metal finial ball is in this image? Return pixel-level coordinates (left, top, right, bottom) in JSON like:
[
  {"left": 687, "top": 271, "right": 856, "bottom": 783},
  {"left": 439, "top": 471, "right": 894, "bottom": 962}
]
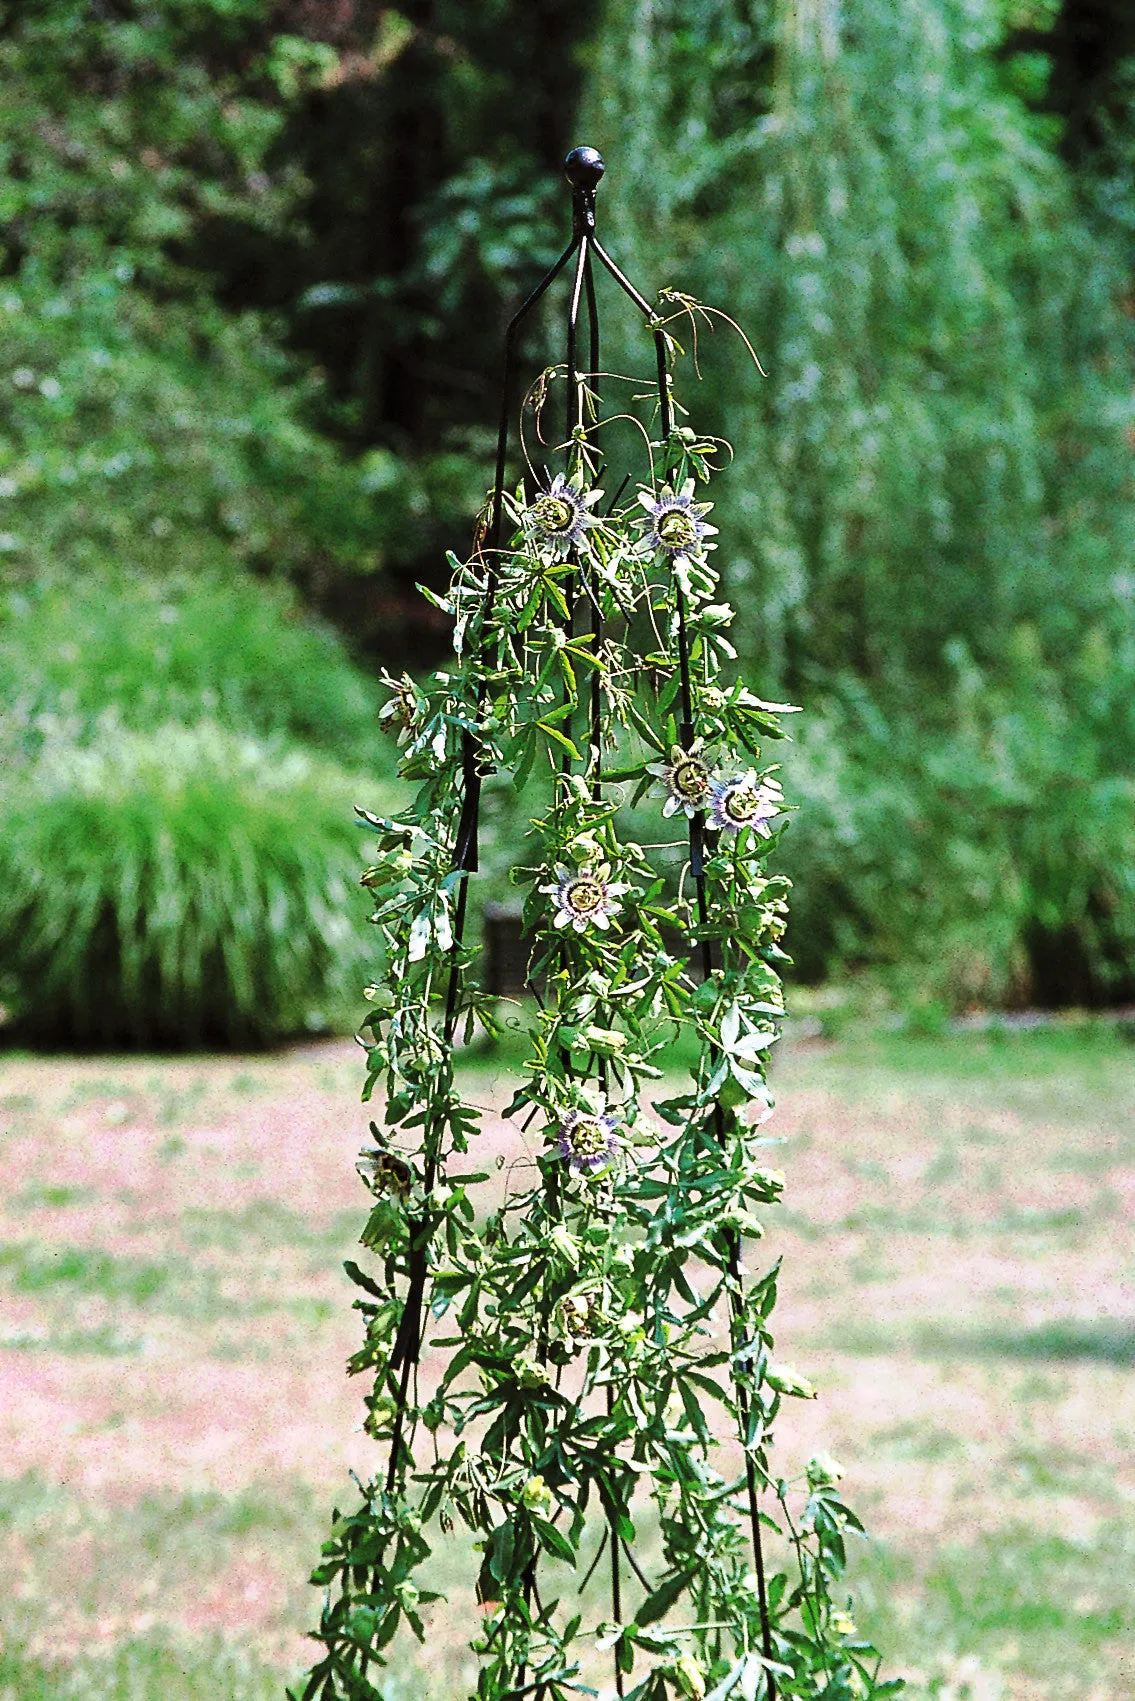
[{"left": 564, "top": 146, "right": 605, "bottom": 192}]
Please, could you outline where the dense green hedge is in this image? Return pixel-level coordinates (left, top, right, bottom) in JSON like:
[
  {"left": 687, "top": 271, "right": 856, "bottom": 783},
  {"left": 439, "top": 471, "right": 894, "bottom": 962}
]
[
  {"left": 0, "top": 572, "right": 379, "bottom": 759},
  {"left": 0, "top": 568, "right": 394, "bottom": 1047},
  {"left": 783, "top": 622, "right": 1135, "bottom": 1007}
]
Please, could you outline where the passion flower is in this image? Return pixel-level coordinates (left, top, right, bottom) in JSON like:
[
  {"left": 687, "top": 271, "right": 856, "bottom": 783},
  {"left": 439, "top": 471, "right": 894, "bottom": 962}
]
[
  {"left": 636, "top": 478, "right": 717, "bottom": 568},
  {"left": 540, "top": 862, "right": 628, "bottom": 933},
  {"left": 646, "top": 740, "right": 715, "bottom": 818},
  {"left": 707, "top": 771, "right": 783, "bottom": 839},
  {"left": 522, "top": 473, "right": 603, "bottom": 558},
  {"left": 555, "top": 1104, "right": 620, "bottom": 1175}
]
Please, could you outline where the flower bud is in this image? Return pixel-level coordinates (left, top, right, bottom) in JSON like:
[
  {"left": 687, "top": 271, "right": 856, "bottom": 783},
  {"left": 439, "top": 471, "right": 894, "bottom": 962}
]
[
  {"left": 516, "top": 1357, "right": 551, "bottom": 1389},
  {"left": 674, "top": 1655, "right": 706, "bottom": 1698},
  {"left": 765, "top": 1364, "right": 816, "bottom": 1399},
  {"left": 521, "top": 1475, "right": 554, "bottom": 1517},
  {"left": 549, "top": 1224, "right": 581, "bottom": 1267},
  {"left": 806, "top": 1451, "right": 845, "bottom": 1486}
]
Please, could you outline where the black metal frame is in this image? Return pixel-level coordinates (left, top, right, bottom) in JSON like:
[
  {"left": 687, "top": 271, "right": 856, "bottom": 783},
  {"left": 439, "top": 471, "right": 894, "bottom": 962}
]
[{"left": 380, "top": 145, "right": 776, "bottom": 1701}]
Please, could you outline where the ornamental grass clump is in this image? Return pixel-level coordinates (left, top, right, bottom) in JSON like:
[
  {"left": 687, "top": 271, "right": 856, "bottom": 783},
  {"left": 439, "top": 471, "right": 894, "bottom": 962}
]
[
  {"left": 298, "top": 165, "right": 899, "bottom": 1700},
  {"left": 0, "top": 722, "right": 373, "bottom": 1046}
]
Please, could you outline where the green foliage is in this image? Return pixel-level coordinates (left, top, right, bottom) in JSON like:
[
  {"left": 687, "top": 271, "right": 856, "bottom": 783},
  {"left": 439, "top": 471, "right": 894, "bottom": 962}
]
[
  {"left": 0, "top": 0, "right": 378, "bottom": 599},
  {"left": 299, "top": 332, "right": 898, "bottom": 1696},
  {"left": 0, "top": 558, "right": 390, "bottom": 1048},
  {"left": 0, "top": 571, "right": 380, "bottom": 760},
  {"left": 585, "top": 0, "right": 1135, "bottom": 683},
  {"left": 0, "top": 0, "right": 607, "bottom": 659},
  {"left": 785, "top": 620, "right": 1135, "bottom": 1005},
  {"left": 582, "top": 0, "right": 1135, "bottom": 1002},
  {"left": 0, "top": 247, "right": 376, "bottom": 592},
  {"left": 0, "top": 722, "right": 374, "bottom": 1047}
]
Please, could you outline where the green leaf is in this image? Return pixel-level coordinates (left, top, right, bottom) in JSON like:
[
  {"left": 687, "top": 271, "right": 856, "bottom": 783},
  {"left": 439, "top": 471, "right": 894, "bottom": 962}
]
[
  {"left": 531, "top": 1515, "right": 577, "bottom": 1564},
  {"left": 488, "top": 1519, "right": 516, "bottom": 1583},
  {"left": 537, "top": 720, "right": 583, "bottom": 760},
  {"left": 343, "top": 1259, "right": 385, "bottom": 1301},
  {"left": 633, "top": 1568, "right": 693, "bottom": 1629}
]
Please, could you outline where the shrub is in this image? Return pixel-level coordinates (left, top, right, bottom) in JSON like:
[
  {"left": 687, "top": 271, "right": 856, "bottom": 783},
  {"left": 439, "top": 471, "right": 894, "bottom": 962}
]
[
  {"left": 0, "top": 722, "right": 382, "bottom": 1047},
  {"left": 0, "top": 571, "right": 381, "bottom": 761},
  {"left": 782, "top": 623, "right": 1135, "bottom": 1008}
]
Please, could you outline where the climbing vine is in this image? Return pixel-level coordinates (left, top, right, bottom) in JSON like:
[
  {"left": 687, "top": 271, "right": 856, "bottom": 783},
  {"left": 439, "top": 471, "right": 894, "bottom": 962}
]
[{"left": 294, "top": 275, "right": 901, "bottom": 1701}]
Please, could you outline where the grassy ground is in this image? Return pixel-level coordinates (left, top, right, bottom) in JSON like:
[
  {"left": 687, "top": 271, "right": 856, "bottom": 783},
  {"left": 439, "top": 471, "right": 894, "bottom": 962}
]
[{"left": 0, "top": 1023, "right": 1132, "bottom": 1700}]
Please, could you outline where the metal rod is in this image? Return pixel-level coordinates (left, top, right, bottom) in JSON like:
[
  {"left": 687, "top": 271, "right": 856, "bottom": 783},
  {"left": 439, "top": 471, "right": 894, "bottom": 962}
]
[
  {"left": 606, "top": 1384, "right": 624, "bottom": 1695},
  {"left": 559, "top": 233, "right": 590, "bottom": 778},
  {"left": 584, "top": 247, "right": 603, "bottom": 802},
  {"left": 566, "top": 235, "right": 589, "bottom": 444}
]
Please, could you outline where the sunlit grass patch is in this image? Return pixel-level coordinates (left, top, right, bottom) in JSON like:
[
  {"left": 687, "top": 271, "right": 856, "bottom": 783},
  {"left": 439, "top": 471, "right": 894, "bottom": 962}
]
[
  {"left": 59, "top": 1079, "right": 140, "bottom": 1111},
  {"left": 0, "top": 1239, "right": 339, "bottom": 1326},
  {"left": 228, "top": 1073, "right": 269, "bottom": 1095},
  {"left": 0, "top": 1092, "right": 37, "bottom": 1112},
  {"left": 11, "top": 1183, "right": 95, "bottom": 1210},
  {"left": 177, "top": 1201, "right": 361, "bottom": 1255},
  {"left": 965, "top": 1318, "right": 1135, "bottom": 1366},
  {"left": 0, "top": 1637, "right": 288, "bottom": 1701},
  {"left": 0, "top": 1323, "right": 143, "bottom": 1356},
  {"left": 0, "top": 1472, "right": 313, "bottom": 1548},
  {"left": 0, "top": 1243, "right": 171, "bottom": 1305},
  {"left": 851, "top": 1519, "right": 1134, "bottom": 1699}
]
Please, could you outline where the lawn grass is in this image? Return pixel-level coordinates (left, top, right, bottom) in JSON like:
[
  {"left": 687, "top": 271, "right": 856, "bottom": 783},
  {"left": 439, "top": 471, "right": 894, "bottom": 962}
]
[{"left": 0, "top": 1024, "right": 1131, "bottom": 1699}]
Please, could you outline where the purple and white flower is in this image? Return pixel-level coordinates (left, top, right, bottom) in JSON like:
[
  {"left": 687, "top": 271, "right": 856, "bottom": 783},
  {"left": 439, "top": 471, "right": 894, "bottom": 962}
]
[
  {"left": 707, "top": 772, "right": 783, "bottom": 838},
  {"left": 540, "top": 862, "right": 628, "bottom": 933},
  {"left": 522, "top": 473, "right": 604, "bottom": 558},
  {"left": 636, "top": 478, "right": 718, "bottom": 568},
  {"left": 646, "top": 740, "right": 715, "bottom": 818},
  {"left": 555, "top": 1103, "right": 620, "bottom": 1175}
]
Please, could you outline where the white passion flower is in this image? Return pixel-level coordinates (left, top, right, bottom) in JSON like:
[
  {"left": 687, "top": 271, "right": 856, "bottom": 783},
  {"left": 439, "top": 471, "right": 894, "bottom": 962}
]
[
  {"left": 521, "top": 472, "right": 604, "bottom": 559},
  {"left": 646, "top": 740, "right": 715, "bottom": 818},
  {"left": 707, "top": 771, "right": 783, "bottom": 838},
  {"left": 540, "top": 861, "right": 628, "bottom": 933},
  {"left": 636, "top": 478, "right": 718, "bottom": 568}
]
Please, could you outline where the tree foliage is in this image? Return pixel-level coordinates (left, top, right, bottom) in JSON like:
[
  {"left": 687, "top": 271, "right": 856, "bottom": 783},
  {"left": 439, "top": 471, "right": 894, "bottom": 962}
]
[
  {"left": 584, "top": 0, "right": 1135, "bottom": 688},
  {"left": 0, "top": 1, "right": 376, "bottom": 595},
  {"left": 0, "top": 0, "right": 600, "bottom": 651},
  {"left": 581, "top": 0, "right": 1135, "bottom": 1003}
]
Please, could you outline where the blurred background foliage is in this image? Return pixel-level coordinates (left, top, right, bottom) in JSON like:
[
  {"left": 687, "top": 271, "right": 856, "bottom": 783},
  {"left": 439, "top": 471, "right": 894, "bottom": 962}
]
[{"left": 0, "top": 0, "right": 1133, "bottom": 1043}]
